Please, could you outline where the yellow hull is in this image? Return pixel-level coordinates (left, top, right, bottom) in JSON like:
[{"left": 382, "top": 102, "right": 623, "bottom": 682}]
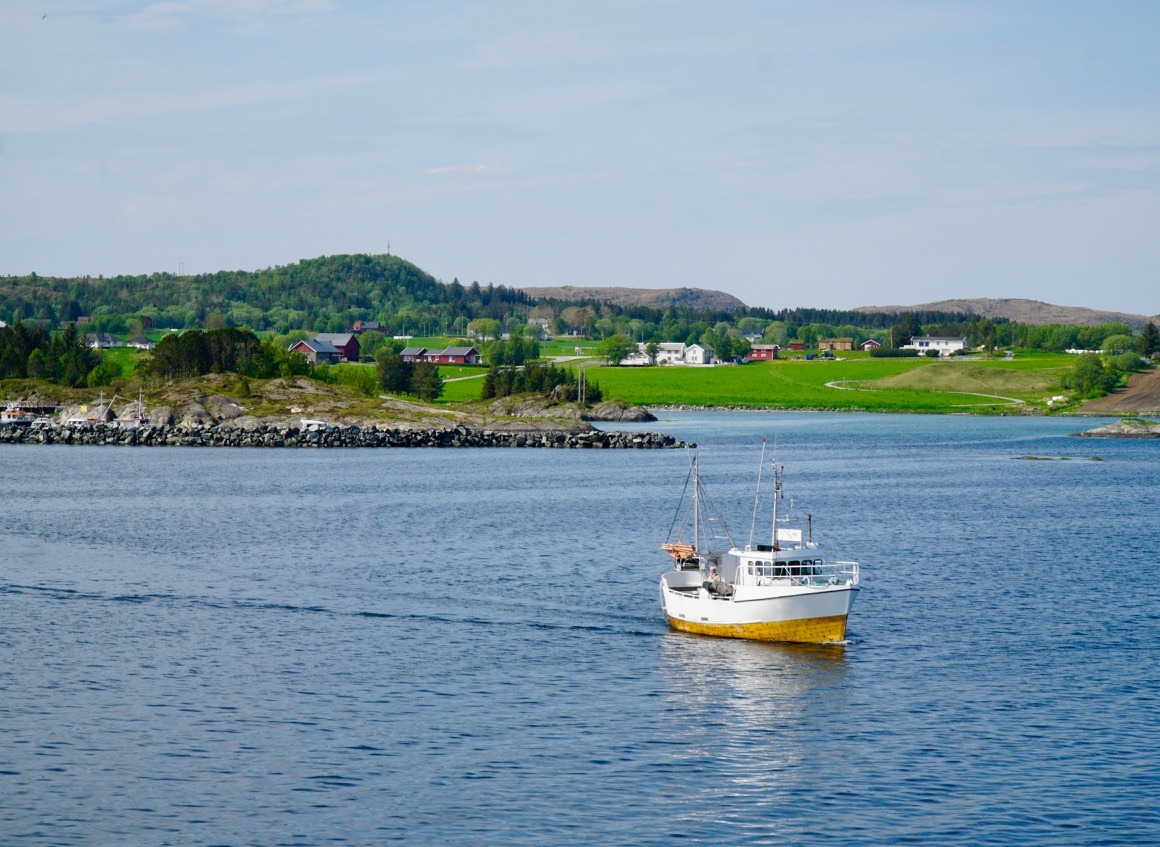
[{"left": 665, "top": 613, "right": 849, "bottom": 644}]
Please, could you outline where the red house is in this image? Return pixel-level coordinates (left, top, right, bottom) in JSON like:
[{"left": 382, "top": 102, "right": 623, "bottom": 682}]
[
  {"left": 860, "top": 339, "right": 882, "bottom": 351},
  {"left": 788, "top": 342, "right": 806, "bottom": 351},
  {"left": 290, "top": 339, "right": 342, "bottom": 364},
  {"left": 400, "top": 346, "right": 428, "bottom": 363},
  {"left": 749, "top": 344, "right": 780, "bottom": 361},
  {"left": 427, "top": 346, "right": 482, "bottom": 365},
  {"left": 314, "top": 333, "right": 361, "bottom": 362}
]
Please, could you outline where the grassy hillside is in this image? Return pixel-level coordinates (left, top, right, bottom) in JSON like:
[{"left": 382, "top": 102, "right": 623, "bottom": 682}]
[{"left": 585, "top": 354, "right": 1077, "bottom": 413}]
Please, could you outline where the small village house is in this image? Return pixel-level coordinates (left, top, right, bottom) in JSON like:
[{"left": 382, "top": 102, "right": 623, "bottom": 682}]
[
  {"left": 289, "top": 338, "right": 342, "bottom": 365},
  {"left": 749, "top": 344, "right": 780, "bottom": 361},
  {"left": 818, "top": 338, "right": 854, "bottom": 351},
  {"left": 426, "top": 346, "right": 482, "bottom": 365},
  {"left": 399, "top": 346, "right": 428, "bottom": 363},
  {"left": 653, "top": 342, "right": 688, "bottom": 364},
  {"left": 860, "top": 339, "right": 882, "bottom": 351},
  {"left": 314, "top": 333, "right": 361, "bottom": 362},
  {"left": 620, "top": 346, "right": 653, "bottom": 366},
  {"left": 685, "top": 343, "right": 715, "bottom": 365},
  {"left": 904, "top": 336, "right": 968, "bottom": 357},
  {"left": 86, "top": 333, "right": 124, "bottom": 349},
  {"left": 126, "top": 336, "right": 156, "bottom": 350}
]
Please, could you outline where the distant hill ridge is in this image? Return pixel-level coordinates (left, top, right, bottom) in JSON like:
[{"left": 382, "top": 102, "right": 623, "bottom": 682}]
[
  {"left": 855, "top": 298, "right": 1157, "bottom": 330},
  {"left": 518, "top": 285, "right": 747, "bottom": 312}
]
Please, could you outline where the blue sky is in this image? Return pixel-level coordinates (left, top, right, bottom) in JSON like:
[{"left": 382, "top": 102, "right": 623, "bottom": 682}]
[{"left": 2, "top": 1, "right": 1157, "bottom": 315}]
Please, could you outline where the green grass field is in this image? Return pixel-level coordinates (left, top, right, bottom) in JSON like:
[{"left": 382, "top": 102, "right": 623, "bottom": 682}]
[
  {"left": 101, "top": 347, "right": 150, "bottom": 379},
  {"left": 585, "top": 354, "right": 1076, "bottom": 413},
  {"left": 540, "top": 338, "right": 598, "bottom": 357}
]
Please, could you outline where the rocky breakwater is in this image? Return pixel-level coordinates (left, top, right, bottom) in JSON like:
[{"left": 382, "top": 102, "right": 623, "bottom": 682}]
[{"left": 0, "top": 422, "right": 690, "bottom": 449}]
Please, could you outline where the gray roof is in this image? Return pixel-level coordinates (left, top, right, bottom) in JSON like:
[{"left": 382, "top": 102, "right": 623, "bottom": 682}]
[
  {"left": 294, "top": 339, "right": 340, "bottom": 354},
  {"left": 400, "top": 347, "right": 427, "bottom": 356},
  {"left": 315, "top": 333, "right": 356, "bottom": 346},
  {"left": 440, "top": 346, "right": 479, "bottom": 356}
]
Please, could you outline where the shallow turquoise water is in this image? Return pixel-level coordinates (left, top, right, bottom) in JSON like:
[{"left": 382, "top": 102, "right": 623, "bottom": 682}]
[{"left": 1, "top": 412, "right": 1157, "bottom": 845}]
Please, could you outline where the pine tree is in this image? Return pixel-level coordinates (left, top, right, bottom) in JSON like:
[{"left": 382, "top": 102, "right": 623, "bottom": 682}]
[{"left": 1139, "top": 321, "right": 1158, "bottom": 357}]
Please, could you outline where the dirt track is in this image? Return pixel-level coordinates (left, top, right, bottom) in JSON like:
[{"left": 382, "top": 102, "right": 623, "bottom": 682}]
[{"left": 1079, "top": 368, "right": 1160, "bottom": 415}]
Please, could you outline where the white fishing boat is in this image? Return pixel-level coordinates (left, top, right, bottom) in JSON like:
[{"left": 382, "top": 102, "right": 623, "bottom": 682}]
[
  {"left": 659, "top": 443, "right": 861, "bottom": 643},
  {"left": 1, "top": 402, "right": 33, "bottom": 426}
]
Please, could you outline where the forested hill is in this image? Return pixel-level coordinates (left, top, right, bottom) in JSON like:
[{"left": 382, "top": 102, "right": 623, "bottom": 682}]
[
  {"left": 519, "top": 285, "right": 746, "bottom": 312},
  {"left": 0, "top": 255, "right": 533, "bottom": 334},
  {"left": 856, "top": 298, "right": 1158, "bottom": 331}
]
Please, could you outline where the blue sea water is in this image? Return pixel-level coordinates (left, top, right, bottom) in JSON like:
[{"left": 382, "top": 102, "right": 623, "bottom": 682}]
[{"left": 1, "top": 412, "right": 1157, "bottom": 846}]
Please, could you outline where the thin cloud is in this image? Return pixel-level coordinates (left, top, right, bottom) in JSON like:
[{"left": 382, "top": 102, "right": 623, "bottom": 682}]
[
  {"left": 421, "top": 165, "right": 506, "bottom": 176},
  {"left": 126, "top": 0, "right": 337, "bottom": 31}
]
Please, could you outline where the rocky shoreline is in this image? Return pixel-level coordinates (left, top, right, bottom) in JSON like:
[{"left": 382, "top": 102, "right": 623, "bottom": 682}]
[
  {"left": 1073, "top": 419, "right": 1160, "bottom": 439},
  {"left": 0, "top": 422, "right": 690, "bottom": 449}
]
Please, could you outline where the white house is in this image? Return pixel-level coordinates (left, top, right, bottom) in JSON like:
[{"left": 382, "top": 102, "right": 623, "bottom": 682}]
[
  {"left": 653, "top": 342, "right": 687, "bottom": 364},
  {"left": 685, "top": 343, "right": 715, "bottom": 365},
  {"left": 904, "top": 336, "right": 968, "bottom": 357},
  {"left": 620, "top": 346, "right": 653, "bottom": 366},
  {"left": 620, "top": 341, "right": 717, "bottom": 366},
  {"left": 86, "top": 333, "right": 124, "bottom": 349}
]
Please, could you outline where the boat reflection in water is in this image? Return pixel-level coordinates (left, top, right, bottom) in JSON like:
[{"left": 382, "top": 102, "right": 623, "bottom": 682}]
[{"left": 656, "top": 633, "right": 851, "bottom": 835}]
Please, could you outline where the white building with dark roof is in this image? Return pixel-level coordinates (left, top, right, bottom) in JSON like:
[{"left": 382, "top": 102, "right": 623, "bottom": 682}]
[{"left": 904, "top": 336, "right": 968, "bottom": 357}]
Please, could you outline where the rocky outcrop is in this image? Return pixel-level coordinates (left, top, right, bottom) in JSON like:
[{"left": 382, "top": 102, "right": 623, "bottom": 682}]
[
  {"left": 581, "top": 401, "right": 657, "bottom": 422},
  {"left": 1073, "top": 419, "right": 1160, "bottom": 438},
  {"left": 0, "top": 422, "right": 690, "bottom": 449},
  {"left": 484, "top": 396, "right": 655, "bottom": 422}
]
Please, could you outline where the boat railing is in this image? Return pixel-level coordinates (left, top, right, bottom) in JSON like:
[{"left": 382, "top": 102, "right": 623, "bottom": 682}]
[
  {"left": 827, "top": 560, "right": 859, "bottom": 586},
  {"left": 741, "top": 558, "right": 859, "bottom": 587}
]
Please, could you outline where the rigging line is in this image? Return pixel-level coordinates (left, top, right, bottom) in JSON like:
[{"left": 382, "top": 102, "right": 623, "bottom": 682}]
[
  {"left": 749, "top": 437, "right": 767, "bottom": 549},
  {"left": 697, "top": 479, "right": 736, "bottom": 548},
  {"left": 664, "top": 457, "right": 696, "bottom": 543}
]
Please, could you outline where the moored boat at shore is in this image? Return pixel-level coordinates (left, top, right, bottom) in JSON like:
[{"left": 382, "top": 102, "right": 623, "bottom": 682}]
[
  {"left": 659, "top": 443, "right": 860, "bottom": 643},
  {"left": 1, "top": 403, "right": 34, "bottom": 427}
]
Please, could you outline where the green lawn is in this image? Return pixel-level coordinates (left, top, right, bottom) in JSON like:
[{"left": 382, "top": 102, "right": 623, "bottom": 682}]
[
  {"left": 540, "top": 338, "right": 598, "bottom": 357},
  {"left": 101, "top": 347, "right": 150, "bottom": 379},
  {"left": 586, "top": 355, "right": 1075, "bottom": 412}
]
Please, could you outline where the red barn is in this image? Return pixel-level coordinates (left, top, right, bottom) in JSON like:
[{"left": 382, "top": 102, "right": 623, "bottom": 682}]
[
  {"left": 290, "top": 339, "right": 342, "bottom": 364},
  {"left": 314, "top": 333, "right": 361, "bottom": 362}
]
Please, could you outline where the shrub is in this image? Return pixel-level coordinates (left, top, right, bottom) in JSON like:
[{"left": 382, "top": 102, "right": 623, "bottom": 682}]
[
  {"left": 1061, "top": 353, "right": 1118, "bottom": 397},
  {"left": 870, "top": 348, "right": 919, "bottom": 358},
  {"left": 1111, "top": 352, "right": 1144, "bottom": 373},
  {"left": 1102, "top": 334, "right": 1136, "bottom": 355}
]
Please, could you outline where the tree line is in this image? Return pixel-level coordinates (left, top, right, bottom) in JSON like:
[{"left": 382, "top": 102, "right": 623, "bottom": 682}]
[
  {"left": 0, "top": 322, "right": 101, "bottom": 387},
  {"left": 142, "top": 328, "right": 312, "bottom": 382},
  {"left": 0, "top": 255, "right": 533, "bottom": 336},
  {"left": 480, "top": 363, "right": 601, "bottom": 403}
]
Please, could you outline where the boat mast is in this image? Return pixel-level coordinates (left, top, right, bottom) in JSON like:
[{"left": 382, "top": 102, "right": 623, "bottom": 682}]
[
  {"left": 748, "top": 437, "right": 767, "bottom": 550},
  {"left": 771, "top": 461, "right": 781, "bottom": 551},
  {"left": 692, "top": 453, "right": 700, "bottom": 555}
]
